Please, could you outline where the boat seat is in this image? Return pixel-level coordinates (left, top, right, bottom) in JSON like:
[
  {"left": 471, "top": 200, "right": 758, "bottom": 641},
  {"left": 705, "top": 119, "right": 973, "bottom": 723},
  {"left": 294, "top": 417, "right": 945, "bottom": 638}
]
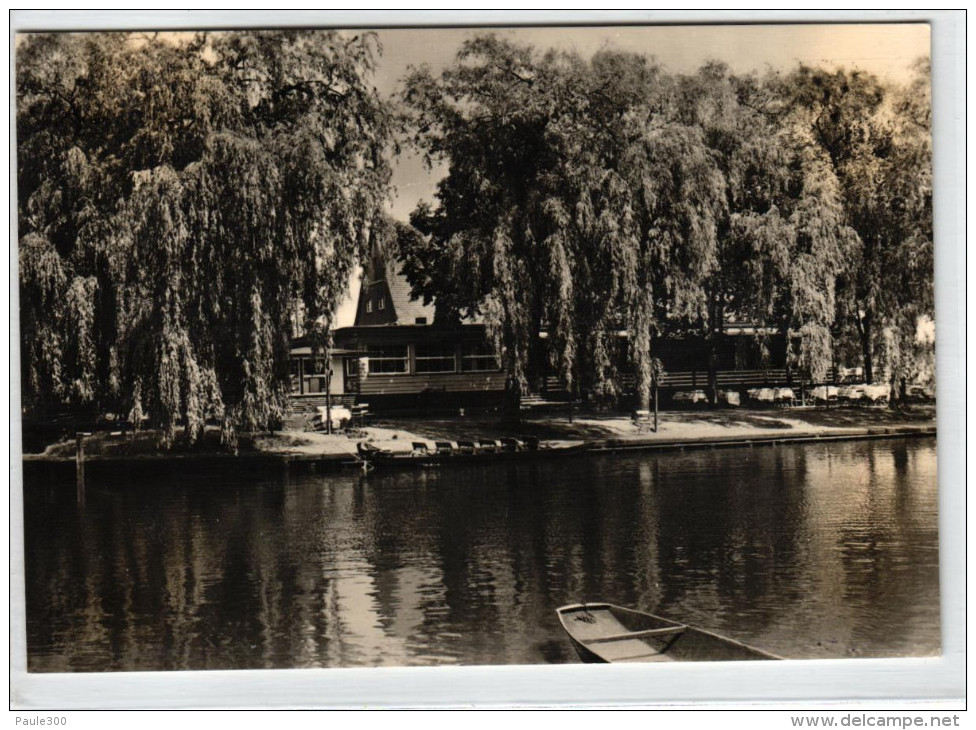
[
  {"left": 585, "top": 626, "right": 686, "bottom": 644},
  {"left": 589, "top": 637, "right": 676, "bottom": 662}
]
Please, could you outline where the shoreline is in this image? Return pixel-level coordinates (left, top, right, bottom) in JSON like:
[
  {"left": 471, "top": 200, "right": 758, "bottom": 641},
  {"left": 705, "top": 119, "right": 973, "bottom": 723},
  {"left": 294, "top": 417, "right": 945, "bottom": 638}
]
[{"left": 21, "top": 419, "right": 937, "bottom": 469}]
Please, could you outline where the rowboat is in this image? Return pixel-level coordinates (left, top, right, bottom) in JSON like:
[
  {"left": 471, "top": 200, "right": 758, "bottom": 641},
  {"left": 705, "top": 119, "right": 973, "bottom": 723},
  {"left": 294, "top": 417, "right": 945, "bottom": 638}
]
[
  {"left": 355, "top": 438, "right": 592, "bottom": 468},
  {"left": 556, "top": 603, "right": 781, "bottom": 663}
]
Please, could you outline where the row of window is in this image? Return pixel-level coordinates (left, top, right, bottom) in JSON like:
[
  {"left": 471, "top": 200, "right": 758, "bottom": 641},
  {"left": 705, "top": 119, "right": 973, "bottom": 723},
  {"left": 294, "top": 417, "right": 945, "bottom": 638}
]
[
  {"left": 352, "top": 342, "right": 500, "bottom": 375},
  {"left": 291, "top": 358, "right": 328, "bottom": 376}
]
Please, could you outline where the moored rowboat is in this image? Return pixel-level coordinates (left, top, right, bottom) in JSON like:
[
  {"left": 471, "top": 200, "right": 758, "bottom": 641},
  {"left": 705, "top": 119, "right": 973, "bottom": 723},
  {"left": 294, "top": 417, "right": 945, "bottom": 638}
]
[
  {"left": 356, "top": 439, "right": 591, "bottom": 468},
  {"left": 556, "top": 603, "right": 781, "bottom": 663}
]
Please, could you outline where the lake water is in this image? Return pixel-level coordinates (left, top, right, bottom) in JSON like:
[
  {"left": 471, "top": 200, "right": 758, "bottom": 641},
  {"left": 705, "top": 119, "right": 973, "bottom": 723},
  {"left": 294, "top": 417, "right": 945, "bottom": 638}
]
[{"left": 22, "top": 437, "right": 939, "bottom": 672}]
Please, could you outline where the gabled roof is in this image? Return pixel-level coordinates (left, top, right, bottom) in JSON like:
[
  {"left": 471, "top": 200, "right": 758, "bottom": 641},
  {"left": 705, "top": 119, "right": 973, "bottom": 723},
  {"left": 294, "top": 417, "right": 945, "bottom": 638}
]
[
  {"left": 386, "top": 266, "right": 436, "bottom": 325},
  {"left": 355, "top": 235, "right": 487, "bottom": 327},
  {"left": 354, "top": 258, "right": 436, "bottom": 327}
]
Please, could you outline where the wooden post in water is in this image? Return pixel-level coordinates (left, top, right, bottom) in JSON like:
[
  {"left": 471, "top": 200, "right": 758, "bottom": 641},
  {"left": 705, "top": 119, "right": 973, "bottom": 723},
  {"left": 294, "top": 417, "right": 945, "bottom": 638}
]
[{"left": 75, "top": 432, "right": 86, "bottom": 505}]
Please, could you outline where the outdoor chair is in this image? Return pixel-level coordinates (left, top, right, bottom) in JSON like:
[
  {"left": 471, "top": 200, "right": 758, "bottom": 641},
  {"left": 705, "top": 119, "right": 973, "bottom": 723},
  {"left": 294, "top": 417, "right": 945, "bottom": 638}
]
[
  {"left": 718, "top": 390, "right": 741, "bottom": 407},
  {"left": 774, "top": 388, "right": 797, "bottom": 407},
  {"left": 351, "top": 403, "right": 370, "bottom": 427}
]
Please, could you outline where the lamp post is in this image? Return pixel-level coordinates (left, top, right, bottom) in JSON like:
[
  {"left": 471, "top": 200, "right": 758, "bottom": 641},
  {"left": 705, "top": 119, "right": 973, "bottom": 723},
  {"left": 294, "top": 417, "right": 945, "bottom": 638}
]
[{"left": 325, "top": 358, "right": 333, "bottom": 435}]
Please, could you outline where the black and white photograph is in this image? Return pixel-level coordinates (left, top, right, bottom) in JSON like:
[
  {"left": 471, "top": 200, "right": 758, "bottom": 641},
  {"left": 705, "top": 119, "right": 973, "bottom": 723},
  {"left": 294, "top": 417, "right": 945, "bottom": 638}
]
[{"left": 11, "top": 12, "right": 963, "bottom": 710}]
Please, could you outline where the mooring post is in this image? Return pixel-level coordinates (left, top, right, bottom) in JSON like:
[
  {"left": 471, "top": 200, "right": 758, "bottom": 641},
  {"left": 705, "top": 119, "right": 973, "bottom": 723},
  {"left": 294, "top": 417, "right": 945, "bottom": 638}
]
[{"left": 75, "top": 431, "right": 86, "bottom": 505}]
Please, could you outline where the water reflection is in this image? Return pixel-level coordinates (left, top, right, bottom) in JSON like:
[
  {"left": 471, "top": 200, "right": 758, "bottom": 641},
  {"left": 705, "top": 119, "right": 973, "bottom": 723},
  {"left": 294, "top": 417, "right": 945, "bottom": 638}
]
[{"left": 23, "top": 438, "right": 939, "bottom": 672}]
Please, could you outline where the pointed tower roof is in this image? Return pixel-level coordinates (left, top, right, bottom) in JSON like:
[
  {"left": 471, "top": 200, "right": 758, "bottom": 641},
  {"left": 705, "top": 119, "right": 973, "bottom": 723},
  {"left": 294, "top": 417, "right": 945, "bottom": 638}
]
[{"left": 354, "top": 239, "right": 435, "bottom": 327}]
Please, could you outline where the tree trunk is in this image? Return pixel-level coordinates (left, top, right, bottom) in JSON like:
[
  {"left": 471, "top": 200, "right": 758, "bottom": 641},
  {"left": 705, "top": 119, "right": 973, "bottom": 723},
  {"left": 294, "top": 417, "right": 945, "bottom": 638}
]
[
  {"left": 781, "top": 324, "right": 792, "bottom": 388},
  {"left": 707, "top": 341, "right": 718, "bottom": 406},
  {"left": 859, "top": 311, "right": 874, "bottom": 384},
  {"left": 653, "top": 379, "right": 659, "bottom": 433},
  {"left": 891, "top": 373, "right": 905, "bottom": 410},
  {"left": 705, "top": 289, "right": 722, "bottom": 406},
  {"left": 501, "top": 375, "right": 522, "bottom": 426}
]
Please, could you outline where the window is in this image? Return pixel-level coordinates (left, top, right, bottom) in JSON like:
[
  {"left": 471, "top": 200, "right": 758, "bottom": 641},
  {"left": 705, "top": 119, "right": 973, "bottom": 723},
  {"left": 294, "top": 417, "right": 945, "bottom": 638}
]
[
  {"left": 366, "top": 299, "right": 372, "bottom": 313},
  {"left": 415, "top": 343, "right": 456, "bottom": 373},
  {"left": 378, "top": 297, "right": 385, "bottom": 310},
  {"left": 345, "top": 357, "right": 363, "bottom": 378},
  {"left": 289, "top": 359, "right": 301, "bottom": 394},
  {"left": 367, "top": 345, "right": 408, "bottom": 374},
  {"left": 302, "top": 358, "right": 327, "bottom": 375},
  {"left": 461, "top": 341, "right": 500, "bottom": 372},
  {"left": 301, "top": 357, "right": 329, "bottom": 393}
]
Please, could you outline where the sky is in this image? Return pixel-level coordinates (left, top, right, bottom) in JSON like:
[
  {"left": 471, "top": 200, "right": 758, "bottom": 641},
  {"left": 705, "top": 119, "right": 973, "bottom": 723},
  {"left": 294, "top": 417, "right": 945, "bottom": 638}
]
[{"left": 332, "top": 23, "right": 930, "bottom": 326}]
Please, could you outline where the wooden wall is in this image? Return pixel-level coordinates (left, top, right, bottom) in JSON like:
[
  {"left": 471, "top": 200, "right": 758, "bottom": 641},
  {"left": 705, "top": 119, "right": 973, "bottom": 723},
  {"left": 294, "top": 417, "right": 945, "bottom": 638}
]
[{"left": 357, "top": 371, "right": 507, "bottom": 396}]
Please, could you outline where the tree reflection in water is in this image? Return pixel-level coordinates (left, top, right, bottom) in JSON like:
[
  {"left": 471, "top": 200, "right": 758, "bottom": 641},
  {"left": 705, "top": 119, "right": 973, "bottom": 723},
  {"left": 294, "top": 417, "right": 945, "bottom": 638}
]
[{"left": 24, "top": 438, "right": 939, "bottom": 672}]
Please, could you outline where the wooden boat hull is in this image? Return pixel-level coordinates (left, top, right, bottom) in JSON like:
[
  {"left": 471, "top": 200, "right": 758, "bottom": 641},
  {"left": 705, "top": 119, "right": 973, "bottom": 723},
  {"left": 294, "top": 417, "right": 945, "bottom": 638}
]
[
  {"left": 556, "top": 603, "right": 781, "bottom": 663},
  {"left": 357, "top": 441, "right": 592, "bottom": 468}
]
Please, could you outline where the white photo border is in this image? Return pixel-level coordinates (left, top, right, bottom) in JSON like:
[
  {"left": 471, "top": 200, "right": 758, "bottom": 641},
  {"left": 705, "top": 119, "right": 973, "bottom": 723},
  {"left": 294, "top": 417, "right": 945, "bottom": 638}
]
[{"left": 7, "top": 9, "right": 966, "bottom": 709}]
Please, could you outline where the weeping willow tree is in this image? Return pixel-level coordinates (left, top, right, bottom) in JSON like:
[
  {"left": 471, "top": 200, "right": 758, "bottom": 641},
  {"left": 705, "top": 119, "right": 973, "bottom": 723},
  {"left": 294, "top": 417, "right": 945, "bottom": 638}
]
[
  {"left": 879, "top": 59, "right": 935, "bottom": 395},
  {"left": 784, "top": 63, "right": 933, "bottom": 392},
  {"left": 400, "top": 36, "right": 725, "bottom": 417},
  {"left": 17, "top": 31, "right": 395, "bottom": 446},
  {"left": 668, "top": 63, "right": 857, "bottom": 402}
]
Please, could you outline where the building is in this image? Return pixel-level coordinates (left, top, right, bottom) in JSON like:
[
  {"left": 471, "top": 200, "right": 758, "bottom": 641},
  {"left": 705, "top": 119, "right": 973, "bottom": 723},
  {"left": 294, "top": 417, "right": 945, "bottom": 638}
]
[
  {"left": 290, "top": 244, "right": 507, "bottom": 414},
  {"left": 290, "top": 248, "right": 808, "bottom": 414}
]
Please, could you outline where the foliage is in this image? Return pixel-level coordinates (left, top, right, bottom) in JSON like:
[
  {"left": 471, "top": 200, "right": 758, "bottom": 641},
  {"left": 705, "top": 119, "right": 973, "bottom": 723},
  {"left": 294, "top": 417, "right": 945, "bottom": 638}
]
[
  {"left": 782, "top": 62, "right": 933, "bottom": 388},
  {"left": 400, "top": 36, "right": 727, "bottom": 412},
  {"left": 398, "top": 37, "right": 890, "bottom": 410},
  {"left": 17, "top": 31, "right": 394, "bottom": 445},
  {"left": 18, "top": 29, "right": 933, "bottom": 435},
  {"left": 670, "top": 64, "right": 857, "bottom": 389}
]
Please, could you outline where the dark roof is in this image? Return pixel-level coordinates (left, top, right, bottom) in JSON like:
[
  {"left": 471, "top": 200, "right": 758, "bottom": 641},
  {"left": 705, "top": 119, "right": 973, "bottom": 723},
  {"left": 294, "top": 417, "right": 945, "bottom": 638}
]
[
  {"left": 355, "top": 243, "right": 483, "bottom": 327},
  {"left": 386, "top": 266, "right": 436, "bottom": 325}
]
